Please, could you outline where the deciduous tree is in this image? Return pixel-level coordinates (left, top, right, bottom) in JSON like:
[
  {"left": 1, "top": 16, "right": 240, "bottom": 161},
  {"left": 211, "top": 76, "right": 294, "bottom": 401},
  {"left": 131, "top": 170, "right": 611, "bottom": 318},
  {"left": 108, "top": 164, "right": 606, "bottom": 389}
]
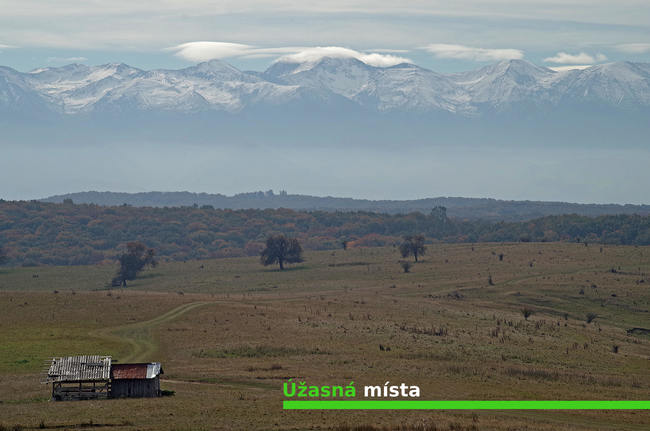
[
  {"left": 113, "top": 241, "right": 157, "bottom": 287},
  {"left": 260, "top": 235, "right": 303, "bottom": 270},
  {"left": 399, "top": 235, "right": 426, "bottom": 262}
]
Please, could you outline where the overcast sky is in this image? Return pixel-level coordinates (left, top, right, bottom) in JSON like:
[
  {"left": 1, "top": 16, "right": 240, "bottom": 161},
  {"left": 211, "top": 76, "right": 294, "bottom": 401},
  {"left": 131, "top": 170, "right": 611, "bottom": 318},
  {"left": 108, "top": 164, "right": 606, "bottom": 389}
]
[{"left": 1, "top": 1, "right": 649, "bottom": 72}]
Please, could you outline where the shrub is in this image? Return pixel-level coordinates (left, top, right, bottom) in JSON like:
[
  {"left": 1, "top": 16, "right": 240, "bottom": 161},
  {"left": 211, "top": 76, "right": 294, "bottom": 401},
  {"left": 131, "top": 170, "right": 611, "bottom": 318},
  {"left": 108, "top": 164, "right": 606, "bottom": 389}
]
[{"left": 521, "top": 307, "right": 534, "bottom": 320}]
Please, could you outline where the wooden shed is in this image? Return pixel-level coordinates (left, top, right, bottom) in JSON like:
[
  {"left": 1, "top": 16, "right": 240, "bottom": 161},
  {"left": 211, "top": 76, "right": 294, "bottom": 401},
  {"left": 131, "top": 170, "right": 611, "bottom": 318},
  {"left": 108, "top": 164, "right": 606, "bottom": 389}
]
[
  {"left": 44, "top": 355, "right": 112, "bottom": 401},
  {"left": 110, "top": 362, "right": 163, "bottom": 398}
]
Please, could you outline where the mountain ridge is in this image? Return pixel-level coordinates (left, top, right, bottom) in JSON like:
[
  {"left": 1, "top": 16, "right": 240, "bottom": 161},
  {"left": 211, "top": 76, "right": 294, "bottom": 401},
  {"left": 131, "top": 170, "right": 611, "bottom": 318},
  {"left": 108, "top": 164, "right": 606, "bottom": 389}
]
[
  {"left": 2, "top": 58, "right": 649, "bottom": 115},
  {"left": 3, "top": 58, "right": 649, "bottom": 149},
  {"left": 39, "top": 191, "right": 650, "bottom": 222}
]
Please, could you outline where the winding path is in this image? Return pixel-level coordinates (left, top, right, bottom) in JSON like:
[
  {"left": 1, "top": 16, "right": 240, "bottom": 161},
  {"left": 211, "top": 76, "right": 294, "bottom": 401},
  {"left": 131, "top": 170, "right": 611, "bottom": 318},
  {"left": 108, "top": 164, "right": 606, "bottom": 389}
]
[{"left": 94, "top": 301, "right": 214, "bottom": 362}]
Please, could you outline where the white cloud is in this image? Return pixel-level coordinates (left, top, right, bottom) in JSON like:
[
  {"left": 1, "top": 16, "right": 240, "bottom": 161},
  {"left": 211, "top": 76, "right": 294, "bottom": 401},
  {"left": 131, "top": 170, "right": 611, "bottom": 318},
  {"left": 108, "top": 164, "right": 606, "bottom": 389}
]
[
  {"left": 363, "top": 48, "right": 410, "bottom": 53},
  {"left": 543, "top": 52, "right": 603, "bottom": 64},
  {"left": 47, "top": 56, "right": 88, "bottom": 63},
  {"left": 167, "top": 42, "right": 314, "bottom": 62},
  {"left": 237, "top": 46, "right": 312, "bottom": 58},
  {"left": 358, "top": 52, "right": 411, "bottom": 67},
  {"left": 423, "top": 44, "right": 524, "bottom": 61},
  {"left": 547, "top": 65, "right": 593, "bottom": 72},
  {"left": 168, "top": 42, "right": 411, "bottom": 67},
  {"left": 167, "top": 41, "right": 254, "bottom": 62},
  {"left": 615, "top": 43, "right": 650, "bottom": 54},
  {"left": 277, "top": 47, "right": 411, "bottom": 67}
]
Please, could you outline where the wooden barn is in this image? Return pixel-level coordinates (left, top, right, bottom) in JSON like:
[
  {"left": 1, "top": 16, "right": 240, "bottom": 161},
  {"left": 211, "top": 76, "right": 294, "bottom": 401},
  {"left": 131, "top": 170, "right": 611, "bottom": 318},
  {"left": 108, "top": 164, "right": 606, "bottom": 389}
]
[
  {"left": 110, "top": 362, "right": 163, "bottom": 398},
  {"left": 44, "top": 355, "right": 163, "bottom": 401},
  {"left": 44, "top": 355, "right": 112, "bottom": 401}
]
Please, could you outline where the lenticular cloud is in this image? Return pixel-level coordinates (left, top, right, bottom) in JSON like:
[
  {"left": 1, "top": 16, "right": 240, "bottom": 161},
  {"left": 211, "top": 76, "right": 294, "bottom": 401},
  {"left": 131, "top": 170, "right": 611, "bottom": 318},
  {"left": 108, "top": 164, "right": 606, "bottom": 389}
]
[
  {"left": 169, "top": 42, "right": 412, "bottom": 67},
  {"left": 277, "top": 47, "right": 411, "bottom": 67},
  {"left": 424, "top": 44, "right": 524, "bottom": 62},
  {"left": 169, "top": 42, "right": 254, "bottom": 62}
]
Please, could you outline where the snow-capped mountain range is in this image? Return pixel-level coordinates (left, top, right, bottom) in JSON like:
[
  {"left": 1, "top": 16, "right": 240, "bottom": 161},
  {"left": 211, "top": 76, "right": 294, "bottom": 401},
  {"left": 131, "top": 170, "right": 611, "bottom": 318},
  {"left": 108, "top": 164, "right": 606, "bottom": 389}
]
[{"left": 2, "top": 58, "right": 649, "bottom": 116}]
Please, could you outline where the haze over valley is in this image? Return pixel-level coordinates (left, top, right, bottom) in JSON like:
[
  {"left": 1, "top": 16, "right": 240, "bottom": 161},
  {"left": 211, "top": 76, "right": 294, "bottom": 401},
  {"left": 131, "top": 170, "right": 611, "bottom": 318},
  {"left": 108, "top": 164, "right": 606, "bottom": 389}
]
[{"left": 2, "top": 57, "right": 650, "bottom": 204}]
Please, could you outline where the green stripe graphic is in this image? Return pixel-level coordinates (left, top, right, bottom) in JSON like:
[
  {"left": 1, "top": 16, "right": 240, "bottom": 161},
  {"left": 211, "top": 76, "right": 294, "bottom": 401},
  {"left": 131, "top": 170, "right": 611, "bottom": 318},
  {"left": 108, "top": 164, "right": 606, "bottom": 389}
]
[{"left": 283, "top": 400, "right": 650, "bottom": 410}]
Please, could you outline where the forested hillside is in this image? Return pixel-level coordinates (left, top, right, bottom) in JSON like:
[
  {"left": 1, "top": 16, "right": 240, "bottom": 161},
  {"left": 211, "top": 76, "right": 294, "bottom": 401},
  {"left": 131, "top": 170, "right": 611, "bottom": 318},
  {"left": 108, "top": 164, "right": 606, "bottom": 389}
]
[
  {"left": 41, "top": 191, "right": 650, "bottom": 222},
  {"left": 1, "top": 200, "right": 649, "bottom": 266}
]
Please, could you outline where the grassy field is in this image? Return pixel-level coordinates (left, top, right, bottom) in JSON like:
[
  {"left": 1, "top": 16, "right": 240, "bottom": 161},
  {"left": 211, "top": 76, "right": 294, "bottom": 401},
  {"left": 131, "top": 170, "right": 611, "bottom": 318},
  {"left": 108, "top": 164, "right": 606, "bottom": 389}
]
[{"left": 0, "top": 242, "right": 648, "bottom": 430}]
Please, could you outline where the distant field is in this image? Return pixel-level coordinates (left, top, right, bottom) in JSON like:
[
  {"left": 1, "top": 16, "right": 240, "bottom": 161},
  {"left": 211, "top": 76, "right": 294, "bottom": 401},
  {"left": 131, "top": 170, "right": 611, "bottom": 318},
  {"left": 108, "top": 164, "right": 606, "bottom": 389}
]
[{"left": 0, "top": 243, "right": 649, "bottom": 430}]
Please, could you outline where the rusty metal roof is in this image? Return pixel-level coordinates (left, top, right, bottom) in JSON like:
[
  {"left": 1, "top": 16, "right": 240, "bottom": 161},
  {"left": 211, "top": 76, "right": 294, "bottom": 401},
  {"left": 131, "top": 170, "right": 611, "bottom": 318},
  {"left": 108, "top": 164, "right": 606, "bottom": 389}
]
[
  {"left": 112, "top": 363, "right": 163, "bottom": 380},
  {"left": 45, "top": 355, "right": 111, "bottom": 383}
]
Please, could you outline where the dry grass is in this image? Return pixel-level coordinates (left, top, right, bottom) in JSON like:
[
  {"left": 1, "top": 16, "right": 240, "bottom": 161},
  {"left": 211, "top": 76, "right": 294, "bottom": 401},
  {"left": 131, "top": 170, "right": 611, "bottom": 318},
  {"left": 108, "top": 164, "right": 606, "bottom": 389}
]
[{"left": 0, "top": 243, "right": 649, "bottom": 430}]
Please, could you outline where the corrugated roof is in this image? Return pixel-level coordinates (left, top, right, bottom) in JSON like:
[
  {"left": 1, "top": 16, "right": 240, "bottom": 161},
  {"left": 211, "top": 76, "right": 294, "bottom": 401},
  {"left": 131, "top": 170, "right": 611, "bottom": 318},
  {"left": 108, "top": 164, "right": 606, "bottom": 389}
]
[
  {"left": 46, "top": 355, "right": 111, "bottom": 383},
  {"left": 112, "top": 363, "right": 163, "bottom": 380}
]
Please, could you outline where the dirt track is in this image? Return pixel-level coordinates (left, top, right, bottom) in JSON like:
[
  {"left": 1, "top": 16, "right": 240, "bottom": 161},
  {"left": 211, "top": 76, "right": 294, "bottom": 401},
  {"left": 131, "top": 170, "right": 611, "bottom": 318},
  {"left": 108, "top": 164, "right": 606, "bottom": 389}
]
[{"left": 93, "top": 301, "right": 214, "bottom": 362}]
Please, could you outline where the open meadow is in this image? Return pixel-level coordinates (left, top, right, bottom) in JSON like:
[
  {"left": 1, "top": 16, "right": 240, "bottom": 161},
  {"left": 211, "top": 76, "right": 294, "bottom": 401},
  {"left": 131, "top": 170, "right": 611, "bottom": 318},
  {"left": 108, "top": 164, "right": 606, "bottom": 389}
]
[{"left": 0, "top": 242, "right": 648, "bottom": 430}]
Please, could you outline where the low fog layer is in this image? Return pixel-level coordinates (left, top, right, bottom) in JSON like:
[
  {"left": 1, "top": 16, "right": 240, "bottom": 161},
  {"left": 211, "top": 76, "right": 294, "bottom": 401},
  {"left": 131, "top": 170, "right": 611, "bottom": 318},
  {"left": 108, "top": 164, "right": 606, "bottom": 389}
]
[{"left": 3, "top": 141, "right": 649, "bottom": 204}]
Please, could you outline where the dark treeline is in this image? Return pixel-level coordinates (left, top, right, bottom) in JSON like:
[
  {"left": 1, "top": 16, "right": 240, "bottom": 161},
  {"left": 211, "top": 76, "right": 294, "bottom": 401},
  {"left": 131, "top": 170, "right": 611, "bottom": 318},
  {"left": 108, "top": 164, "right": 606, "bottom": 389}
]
[{"left": 1, "top": 201, "right": 649, "bottom": 266}]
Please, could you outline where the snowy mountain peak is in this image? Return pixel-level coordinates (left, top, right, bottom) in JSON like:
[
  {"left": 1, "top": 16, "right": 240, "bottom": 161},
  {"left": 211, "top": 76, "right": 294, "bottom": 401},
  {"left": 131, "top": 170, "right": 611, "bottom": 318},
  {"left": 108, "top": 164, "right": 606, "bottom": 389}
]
[
  {"left": 0, "top": 59, "right": 649, "bottom": 116},
  {"left": 454, "top": 59, "right": 553, "bottom": 84},
  {"left": 265, "top": 56, "right": 371, "bottom": 79},
  {"left": 496, "top": 59, "right": 553, "bottom": 73},
  {"left": 103, "top": 62, "right": 141, "bottom": 74},
  {"left": 553, "top": 61, "right": 650, "bottom": 106},
  {"left": 187, "top": 59, "right": 242, "bottom": 76},
  {"left": 581, "top": 61, "right": 650, "bottom": 79}
]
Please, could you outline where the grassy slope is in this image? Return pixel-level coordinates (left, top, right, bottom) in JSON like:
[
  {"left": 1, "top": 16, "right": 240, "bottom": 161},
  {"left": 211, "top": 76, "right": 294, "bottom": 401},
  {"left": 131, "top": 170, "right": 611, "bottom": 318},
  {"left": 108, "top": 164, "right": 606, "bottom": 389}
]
[{"left": 0, "top": 243, "right": 648, "bottom": 430}]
